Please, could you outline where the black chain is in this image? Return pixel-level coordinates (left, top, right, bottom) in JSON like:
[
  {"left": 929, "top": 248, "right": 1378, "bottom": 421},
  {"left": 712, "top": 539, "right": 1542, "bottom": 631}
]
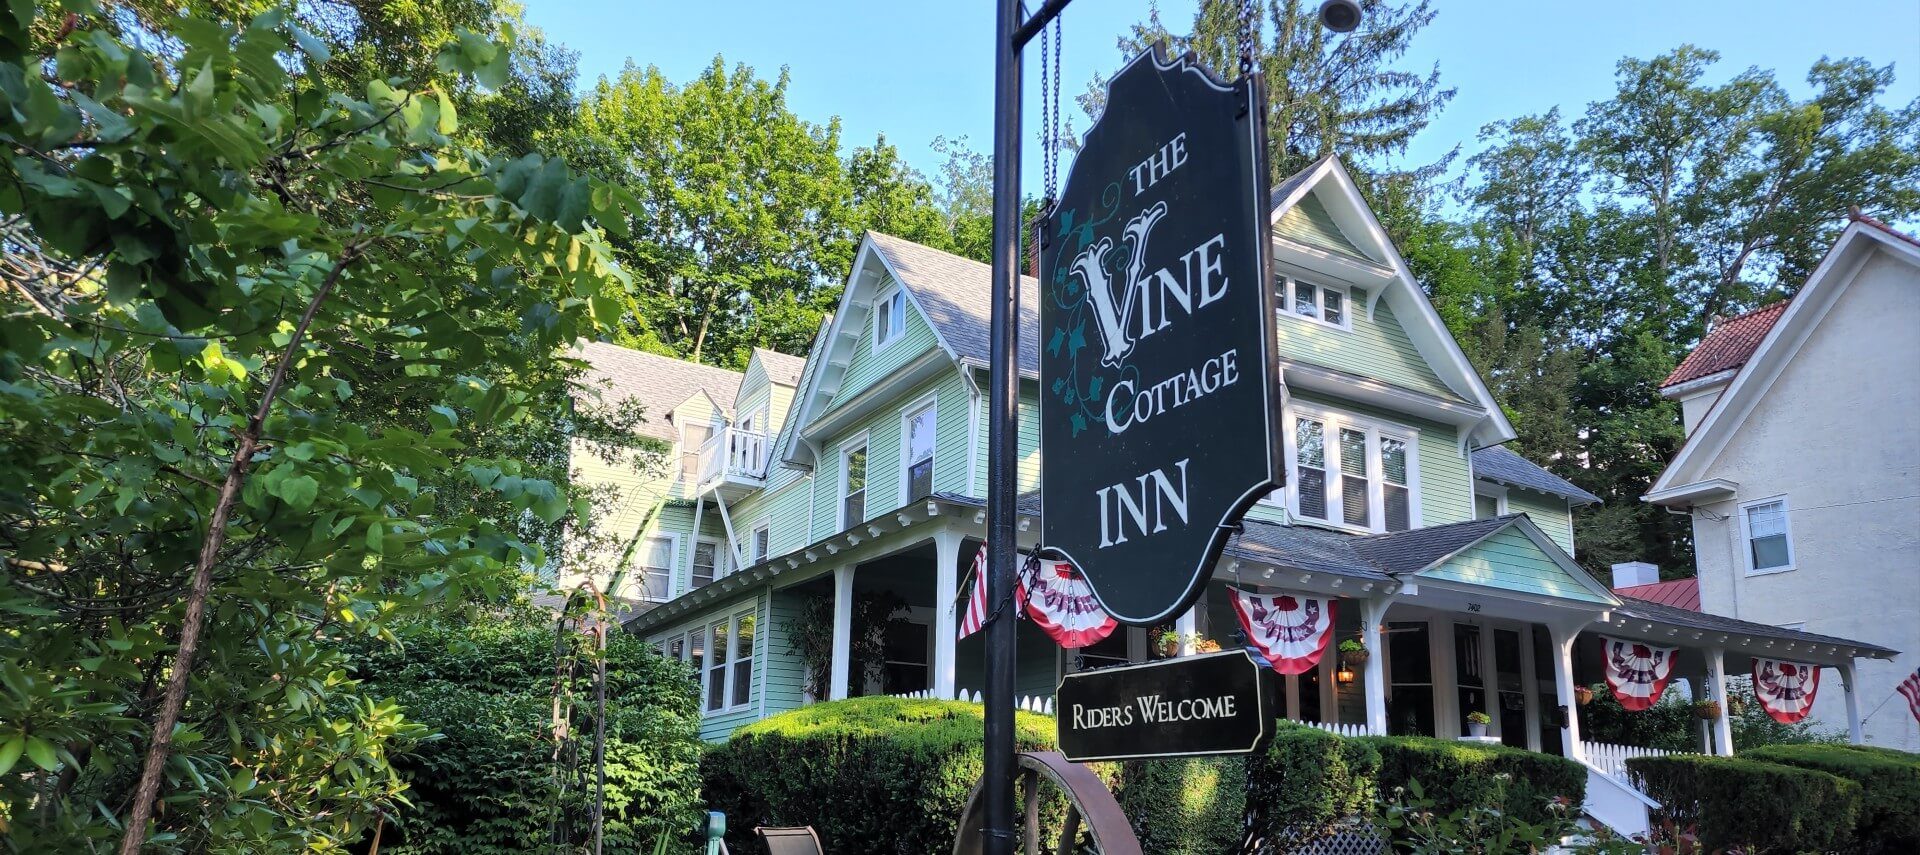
[
  {"left": 1047, "top": 15, "right": 1062, "bottom": 203},
  {"left": 1238, "top": 0, "right": 1257, "bottom": 78}
]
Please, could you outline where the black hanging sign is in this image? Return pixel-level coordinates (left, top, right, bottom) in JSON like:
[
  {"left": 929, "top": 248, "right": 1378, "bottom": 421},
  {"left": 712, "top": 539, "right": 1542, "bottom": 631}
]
[
  {"left": 1038, "top": 44, "right": 1280, "bottom": 626},
  {"left": 1056, "top": 649, "right": 1275, "bottom": 762}
]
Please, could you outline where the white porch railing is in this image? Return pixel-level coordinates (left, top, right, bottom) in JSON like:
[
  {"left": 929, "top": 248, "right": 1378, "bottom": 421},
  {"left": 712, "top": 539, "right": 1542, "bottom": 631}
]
[
  {"left": 698, "top": 427, "right": 768, "bottom": 484},
  {"left": 891, "top": 689, "right": 1056, "bottom": 715},
  {"left": 1579, "top": 740, "right": 1683, "bottom": 784},
  {"left": 1292, "top": 720, "right": 1379, "bottom": 737}
]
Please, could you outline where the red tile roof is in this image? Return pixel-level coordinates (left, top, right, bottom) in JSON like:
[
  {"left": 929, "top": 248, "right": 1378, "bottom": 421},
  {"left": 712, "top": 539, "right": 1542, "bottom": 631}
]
[
  {"left": 1615, "top": 578, "right": 1700, "bottom": 611},
  {"left": 1661, "top": 301, "right": 1790, "bottom": 389},
  {"left": 1850, "top": 208, "right": 1920, "bottom": 250}
]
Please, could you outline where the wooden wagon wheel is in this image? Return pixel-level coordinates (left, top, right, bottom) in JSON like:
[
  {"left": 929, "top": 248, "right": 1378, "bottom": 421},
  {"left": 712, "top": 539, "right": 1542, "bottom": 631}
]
[{"left": 950, "top": 751, "right": 1141, "bottom": 855}]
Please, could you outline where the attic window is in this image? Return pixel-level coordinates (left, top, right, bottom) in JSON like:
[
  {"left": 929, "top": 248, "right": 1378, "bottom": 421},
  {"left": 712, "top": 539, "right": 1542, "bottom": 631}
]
[
  {"left": 875, "top": 285, "right": 906, "bottom": 348},
  {"left": 1277, "top": 275, "right": 1351, "bottom": 330}
]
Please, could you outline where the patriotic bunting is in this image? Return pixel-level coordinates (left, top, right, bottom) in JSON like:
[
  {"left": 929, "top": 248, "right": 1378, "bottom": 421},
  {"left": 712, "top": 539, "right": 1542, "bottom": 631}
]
[
  {"left": 1018, "top": 558, "right": 1118, "bottom": 649},
  {"left": 1753, "top": 658, "right": 1822, "bottom": 723},
  {"left": 957, "top": 545, "right": 989, "bottom": 640},
  {"left": 1898, "top": 668, "right": 1920, "bottom": 726},
  {"left": 1228, "top": 587, "right": 1336, "bottom": 675},
  {"left": 1599, "top": 636, "right": 1680, "bottom": 711}
]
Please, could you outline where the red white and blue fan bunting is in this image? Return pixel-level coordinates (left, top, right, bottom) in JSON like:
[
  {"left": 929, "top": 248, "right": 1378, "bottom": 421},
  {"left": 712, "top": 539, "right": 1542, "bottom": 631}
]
[
  {"left": 1600, "top": 636, "right": 1680, "bottom": 711},
  {"left": 1229, "top": 587, "right": 1335, "bottom": 675},
  {"left": 1753, "top": 658, "right": 1821, "bottom": 724},
  {"left": 957, "top": 545, "right": 989, "bottom": 640},
  {"left": 1019, "top": 558, "right": 1117, "bottom": 649}
]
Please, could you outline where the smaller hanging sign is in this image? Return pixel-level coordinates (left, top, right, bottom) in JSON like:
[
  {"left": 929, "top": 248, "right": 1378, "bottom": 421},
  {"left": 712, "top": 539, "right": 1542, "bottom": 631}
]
[
  {"left": 1020, "top": 558, "right": 1119, "bottom": 649},
  {"left": 1055, "top": 649, "right": 1273, "bottom": 762},
  {"left": 1753, "top": 658, "right": 1822, "bottom": 723},
  {"left": 1600, "top": 636, "right": 1680, "bottom": 712},
  {"left": 1229, "top": 587, "right": 1336, "bottom": 675}
]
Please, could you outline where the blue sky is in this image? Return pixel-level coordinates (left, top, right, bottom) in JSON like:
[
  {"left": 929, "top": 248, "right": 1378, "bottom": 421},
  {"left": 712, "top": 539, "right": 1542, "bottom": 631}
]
[{"left": 522, "top": 1, "right": 1919, "bottom": 195}]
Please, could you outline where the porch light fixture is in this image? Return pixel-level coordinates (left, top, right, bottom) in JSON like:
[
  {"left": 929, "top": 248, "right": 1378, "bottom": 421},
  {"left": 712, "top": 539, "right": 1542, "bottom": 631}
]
[{"left": 1336, "top": 665, "right": 1356, "bottom": 684}]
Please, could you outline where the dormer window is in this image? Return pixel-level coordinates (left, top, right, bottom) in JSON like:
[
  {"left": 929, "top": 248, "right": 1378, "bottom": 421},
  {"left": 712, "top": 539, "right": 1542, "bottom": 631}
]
[
  {"left": 1278, "top": 275, "right": 1350, "bottom": 330},
  {"left": 874, "top": 285, "right": 906, "bottom": 348}
]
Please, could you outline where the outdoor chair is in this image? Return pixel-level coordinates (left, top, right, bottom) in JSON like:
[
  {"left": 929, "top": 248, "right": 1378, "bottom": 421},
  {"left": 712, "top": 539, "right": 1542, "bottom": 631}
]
[{"left": 753, "top": 825, "right": 824, "bottom": 855}]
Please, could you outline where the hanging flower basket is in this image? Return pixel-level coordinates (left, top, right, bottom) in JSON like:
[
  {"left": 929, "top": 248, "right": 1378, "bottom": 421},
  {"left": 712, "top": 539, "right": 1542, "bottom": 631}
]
[
  {"left": 1338, "top": 639, "right": 1369, "bottom": 668},
  {"left": 1693, "top": 699, "right": 1723, "bottom": 720},
  {"left": 1573, "top": 685, "right": 1595, "bottom": 706}
]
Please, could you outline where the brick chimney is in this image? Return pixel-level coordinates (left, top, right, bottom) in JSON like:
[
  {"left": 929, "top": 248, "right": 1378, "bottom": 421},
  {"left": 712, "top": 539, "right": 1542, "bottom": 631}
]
[{"left": 1609, "top": 561, "right": 1659, "bottom": 589}]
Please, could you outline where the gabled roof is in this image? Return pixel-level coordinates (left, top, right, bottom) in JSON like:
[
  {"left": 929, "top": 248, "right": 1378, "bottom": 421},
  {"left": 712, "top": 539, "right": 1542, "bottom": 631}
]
[
  {"left": 1661, "top": 302, "right": 1789, "bottom": 389},
  {"left": 751, "top": 347, "right": 806, "bottom": 386},
  {"left": 1350, "top": 516, "right": 1515, "bottom": 575},
  {"left": 573, "top": 341, "right": 743, "bottom": 442},
  {"left": 1647, "top": 215, "right": 1920, "bottom": 502},
  {"left": 1614, "top": 578, "right": 1699, "bottom": 611},
  {"left": 865, "top": 231, "right": 1042, "bottom": 374},
  {"left": 1472, "top": 445, "right": 1602, "bottom": 506}
]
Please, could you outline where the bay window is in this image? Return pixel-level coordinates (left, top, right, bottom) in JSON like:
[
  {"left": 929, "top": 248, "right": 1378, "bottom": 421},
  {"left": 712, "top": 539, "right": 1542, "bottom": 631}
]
[{"left": 1286, "top": 408, "right": 1418, "bottom": 533}]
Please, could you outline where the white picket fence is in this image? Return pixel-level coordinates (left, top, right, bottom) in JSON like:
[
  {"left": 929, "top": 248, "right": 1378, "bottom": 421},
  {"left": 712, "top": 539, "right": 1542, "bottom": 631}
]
[
  {"left": 1293, "top": 720, "right": 1379, "bottom": 738},
  {"left": 1580, "top": 740, "right": 1681, "bottom": 783},
  {"left": 888, "top": 689, "right": 1056, "bottom": 715}
]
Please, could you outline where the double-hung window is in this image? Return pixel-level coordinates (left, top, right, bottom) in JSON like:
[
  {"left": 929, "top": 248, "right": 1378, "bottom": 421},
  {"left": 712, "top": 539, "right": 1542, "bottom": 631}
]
[
  {"left": 874, "top": 286, "right": 905, "bottom": 348},
  {"left": 903, "top": 402, "right": 936, "bottom": 501},
  {"left": 842, "top": 441, "right": 868, "bottom": 527},
  {"left": 1288, "top": 408, "right": 1417, "bottom": 533},
  {"left": 1278, "top": 275, "right": 1351, "bottom": 330},
  {"left": 701, "top": 610, "right": 756, "bottom": 714},
  {"left": 1741, "top": 497, "right": 1794, "bottom": 574},
  {"left": 638, "top": 535, "right": 675, "bottom": 600},
  {"left": 691, "top": 539, "right": 728, "bottom": 588},
  {"left": 752, "top": 524, "right": 771, "bottom": 564}
]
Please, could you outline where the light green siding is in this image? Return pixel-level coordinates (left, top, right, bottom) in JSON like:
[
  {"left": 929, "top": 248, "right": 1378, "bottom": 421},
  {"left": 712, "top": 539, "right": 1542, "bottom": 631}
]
[
  {"left": 826, "top": 276, "right": 941, "bottom": 411},
  {"left": 1507, "top": 488, "right": 1575, "bottom": 555},
  {"left": 761, "top": 588, "right": 812, "bottom": 717},
  {"left": 809, "top": 375, "right": 962, "bottom": 541},
  {"left": 972, "top": 385, "right": 1041, "bottom": 497},
  {"left": 1276, "top": 292, "right": 1458, "bottom": 401},
  {"left": 1290, "top": 390, "right": 1472, "bottom": 527},
  {"left": 649, "top": 590, "right": 771, "bottom": 741},
  {"left": 1276, "top": 192, "right": 1372, "bottom": 262},
  {"left": 1422, "top": 526, "right": 1609, "bottom": 604},
  {"left": 932, "top": 372, "right": 976, "bottom": 496}
]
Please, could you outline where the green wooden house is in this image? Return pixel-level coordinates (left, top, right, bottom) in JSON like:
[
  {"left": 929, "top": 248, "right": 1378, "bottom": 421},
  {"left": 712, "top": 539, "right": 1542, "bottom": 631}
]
[{"left": 559, "top": 155, "right": 1896, "bottom": 837}]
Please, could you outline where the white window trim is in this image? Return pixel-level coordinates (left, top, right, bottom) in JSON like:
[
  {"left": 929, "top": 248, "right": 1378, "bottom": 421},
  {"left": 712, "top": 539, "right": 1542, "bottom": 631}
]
[
  {"left": 701, "top": 607, "right": 757, "bottom": 716},
  {"left": 838, "top": 431, "right": 870, "bottom": 530},
  {"left": 640, "top": 532, "right": 680, "bottom": 601},
  {"left": 751, "top": 522, "right": 771, "bottom": 564},
  {"left": 873, "top": 284, "right": 906, "bottom": 351},
  {"left": 898, "top": 395, "right": 938, "bottom": 504},
  {"left": 1738, "top": 494, "right": 1795, "bottom": 576},
  {"left": 1281, "top": 403, "right": 1421, "bottom": 534},
  {"left": 1474, "top": 482, "right": 1509, "bottom": 518},
  {"left": 691, "top": 536, "right": 727, "bottom": 586},
  {"left": 1277, "top": 274, "right": 1354, "bottom": 331}
]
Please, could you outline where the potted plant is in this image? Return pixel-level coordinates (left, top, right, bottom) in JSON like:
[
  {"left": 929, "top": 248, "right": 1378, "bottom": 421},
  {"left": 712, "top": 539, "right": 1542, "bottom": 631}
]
[
  {"left": 1573, "top": 685, "right": 1595, "bottom": 705},
  {"left": 1338, "top": 638, "right": 1369, "bottom": 668},
  {"left": 1692, "top": 699, "right": 1723, "bottom": 720},
  {"left": 1466, "top": 710, "right": 1491, "bottom": 737},
  {"left": 1154, "top": 630, "right": 1183, "bottom": 658},
  {"left": 1192, "top": 637, "right": 1221, "bottom": 654}
]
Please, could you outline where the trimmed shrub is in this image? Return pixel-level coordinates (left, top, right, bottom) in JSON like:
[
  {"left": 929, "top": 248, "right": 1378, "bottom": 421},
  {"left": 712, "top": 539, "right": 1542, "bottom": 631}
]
[
  {"left": 1114, "top": 756, "right": 1247, "bottom": 855},
  {"left": 1628, "top": 753, "right": 1862, "bottom": 853},
  {"left": 1356, "top": 735, "right": 1585, "bottom": 828},
  {"left": 700, "top": 697, "right": 1081, "bottom": 854},
  {"left": 1744, "top": 743, "right": 1920, "bottom": 850},
  {"left": 1244, "top": 724, "right": 1381, "bottom": 843}
]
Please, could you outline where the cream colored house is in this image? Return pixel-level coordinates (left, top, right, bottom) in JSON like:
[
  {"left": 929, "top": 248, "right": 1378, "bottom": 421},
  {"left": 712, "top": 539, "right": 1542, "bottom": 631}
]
[{"left": 1645, "top": 213, "right": 1920, "bottom": 751}]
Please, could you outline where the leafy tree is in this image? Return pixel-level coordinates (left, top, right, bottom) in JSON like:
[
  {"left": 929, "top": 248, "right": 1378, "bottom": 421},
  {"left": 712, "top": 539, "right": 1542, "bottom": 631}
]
[{"left": 0, "top": 3, "right": 637, "bottom": 851}]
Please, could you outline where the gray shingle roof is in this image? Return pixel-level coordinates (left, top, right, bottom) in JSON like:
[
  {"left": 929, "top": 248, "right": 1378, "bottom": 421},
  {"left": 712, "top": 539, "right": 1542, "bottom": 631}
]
[
  {"left": 1269, "top": 155, "right": 1328, "bottom": 208},
  {"left": 1350, "top": 515, "right": 1515, "bottom": 575},
  {"left": 1612, "top": 596, "right": 1900, "bottom": 658},
  {"left": 573, "top": 341, "right": 743, "bottom": 442},
  {"left": 1472, "top": 445, "right": 1602, "bottom": 506},
  {"left": 1223, "top": 520, "right": 1393, "bottom": 582},
  {"left": 866, "top": 232, "right": 1042, "bottom": 374},
  {"left": 752, "top": 347, "right": 806, "bottom": 386}
]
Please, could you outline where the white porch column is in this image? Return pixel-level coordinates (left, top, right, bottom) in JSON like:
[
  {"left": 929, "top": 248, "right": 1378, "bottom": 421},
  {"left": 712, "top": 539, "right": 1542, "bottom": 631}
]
[
  {"left": 1840, "top": 662, "right": 1865, "bottom": 745},
  {"left": 1175, "top": 607, "right": 1197, "bottom": 657},
  {"left": 1705, "top": 647, "right": 1735, "bottom": 755},
  {"left": 829, "top": 566, "right": 855, "bottom": 701},
  {"left": 932, "top": 533, "right": 960, "bottom": 699},
  {"left": 1689, "top": 674, "right": 1712, "bottom": 754},
  {"left": 1549, "top": 625, "right": 1584, "bottom": 762},
  {"left": 1361, "top": 598, "right": 1390, "bottom": 735}
]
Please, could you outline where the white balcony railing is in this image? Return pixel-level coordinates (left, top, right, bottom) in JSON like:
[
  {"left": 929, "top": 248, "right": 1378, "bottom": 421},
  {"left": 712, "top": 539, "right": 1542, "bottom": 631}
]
[
  {"left": 1580, "top": 739, "right": 1683, "bottom": 783},
  {"left": 698, "top": 427, "right": 769, "bottom": 485}
]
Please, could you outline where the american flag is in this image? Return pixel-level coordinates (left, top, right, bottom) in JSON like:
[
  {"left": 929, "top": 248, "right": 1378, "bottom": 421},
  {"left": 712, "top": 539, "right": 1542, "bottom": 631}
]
[
  {"left": 1898, "top": 667, "right": 1920, "bottom": 725},
  {"left": 957, "top": 544, "right": 989, "bottom": 640}
]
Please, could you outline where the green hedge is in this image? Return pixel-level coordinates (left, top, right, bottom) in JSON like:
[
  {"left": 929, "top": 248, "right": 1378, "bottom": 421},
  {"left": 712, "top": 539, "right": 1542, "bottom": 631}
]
[
  {"left": 1743, "top": 743, "right": 1920, "bottom": 850},
  {"left": 1114, "top": 757, "right": 1247, "bottom": 855},
  {"left": 1355, "top": 735, "right": 1585, "bottom": 829},
  {"left": 1628, "top": 753, "right": 1862, "bottom": 852},
  {"left": 700, "top": 697, "right": 1082, "bottom": 854},
  {"left": 1244, "top": 724, "right": 1380, "bottom": 843}
]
